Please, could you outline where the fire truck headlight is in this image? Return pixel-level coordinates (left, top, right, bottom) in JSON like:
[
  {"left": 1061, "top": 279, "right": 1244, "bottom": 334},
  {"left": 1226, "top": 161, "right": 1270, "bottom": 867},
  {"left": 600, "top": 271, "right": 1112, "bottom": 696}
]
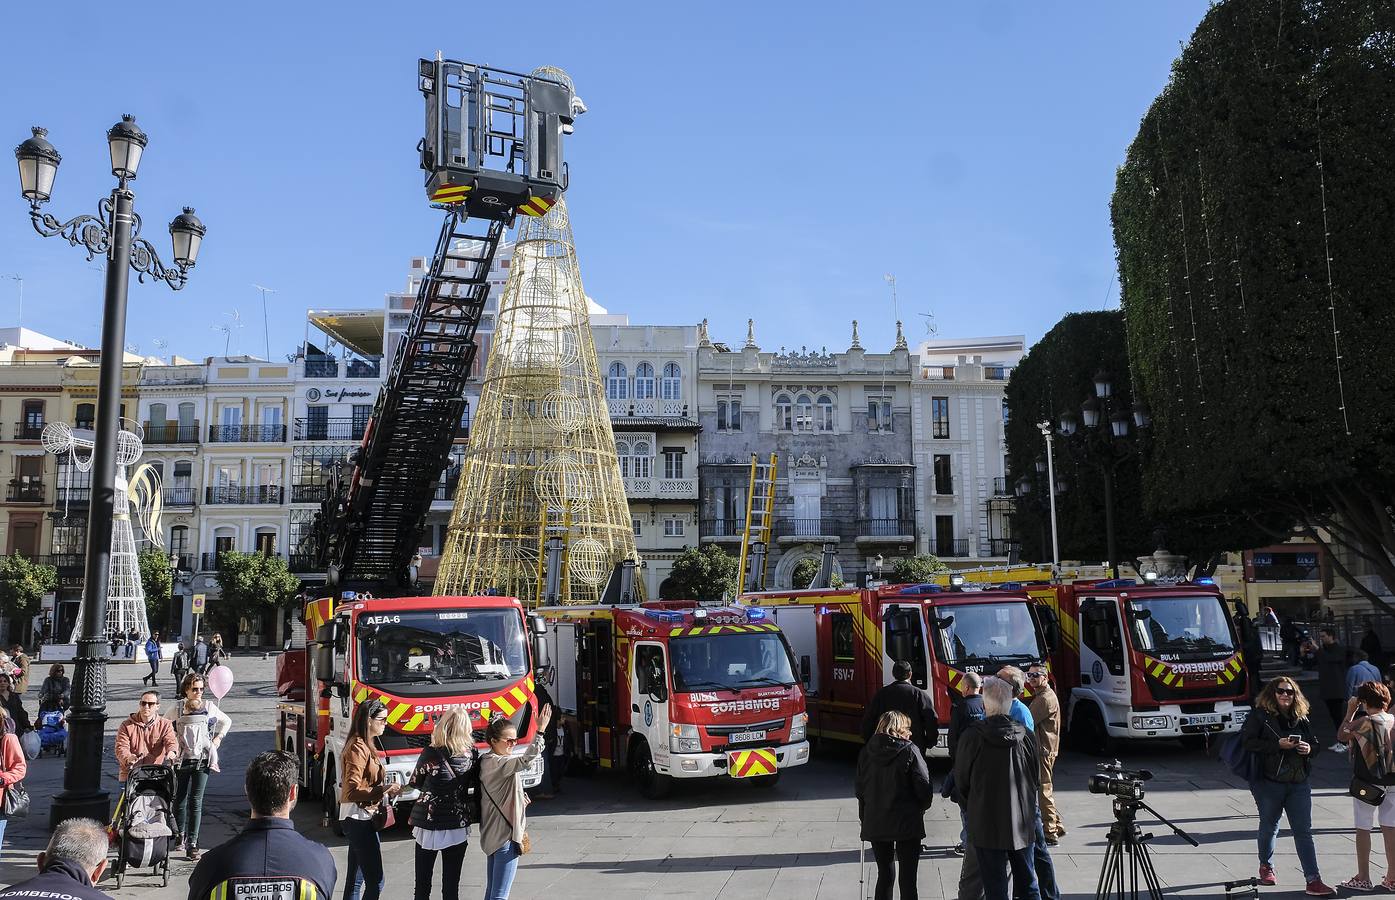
[
  {"left": 670, "top": 723, "right": 701, "bottom": 753},
  {"left": 1131, "top": 715, "right": 1170, "bottom": 731},
  {"left": 790, "top": 712, "right": 808, "bottom": 743}
]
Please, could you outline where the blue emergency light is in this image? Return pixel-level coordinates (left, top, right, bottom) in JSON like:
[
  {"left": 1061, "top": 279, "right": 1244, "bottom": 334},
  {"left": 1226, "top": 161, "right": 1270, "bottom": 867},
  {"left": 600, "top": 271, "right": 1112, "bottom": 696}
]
[
  {"left": 1093, "top": 579, "right": 1138, "bottom": 589},
  {"left": 747, "top": 608, "right": 766, "bottom": 620},
  {"left": 1195, "top": 576, "right": 1216, "bottom": 585}
]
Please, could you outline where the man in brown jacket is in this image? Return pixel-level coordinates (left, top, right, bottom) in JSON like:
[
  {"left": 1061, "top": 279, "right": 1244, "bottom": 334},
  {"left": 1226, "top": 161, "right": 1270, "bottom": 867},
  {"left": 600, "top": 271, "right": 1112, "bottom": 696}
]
[
  {"left": 1027, "top": 662, "right": 1064, "bottom": 843},
  {"left": 114, "top": 690, "right": 178, "bottom": 782},
  {"left": 10, "top": 645, "right": 30, "bottom": 694}
]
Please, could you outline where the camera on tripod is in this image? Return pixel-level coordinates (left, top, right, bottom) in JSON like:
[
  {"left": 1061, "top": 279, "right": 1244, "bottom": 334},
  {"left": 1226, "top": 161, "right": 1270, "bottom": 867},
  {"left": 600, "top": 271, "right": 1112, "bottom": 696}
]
[{"left": 1088, "top": 760, "right": 1153, "bottom": 802}]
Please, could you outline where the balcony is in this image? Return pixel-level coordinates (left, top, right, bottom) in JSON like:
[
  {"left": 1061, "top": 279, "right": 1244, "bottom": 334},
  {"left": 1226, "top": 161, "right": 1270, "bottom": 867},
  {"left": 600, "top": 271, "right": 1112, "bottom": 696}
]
[
  {"left": 144, "top": 424, "right": 201, "bottom": 444},
  {"left": 856, "top": 518, "right": 916, "bottom": 544},
  {"left": 169, "top": 554, "right": 194, "bottom": 571},
  {"left": 775, "top": 518, "right": 839, "bottom": 544},
  {"left": 622, "top": 477, "right": 698, "bottom": 500},
  {"left": 934, "top": 538, "right": 971, "bottom": 558},
  {"left": 163, "top": 487, "right": 196, "bottom": 507},
  {"left": 54, "top": 486, "right": 89, "bottom": 506},
  {"left": 6, "top": 483, "right": 44, "bottom": 503},
  {"left": 204, "top": 485, "right": 284, "bottom": 505},
  {"left": 433, "top": 468, "right": 462, "bottom": 502},
  {"left": 12, "top": 422, "right": 43, "bottom": 441},
  {"left": 294, "top": 418, "right": 367, "bottom": 441},
  {"left": 992, "top": 477, "right": 1011, "bottom": 496},
  {"left": 986, "top": 538, "right": 1018, "bottom": 558},
  {"left": 291, "top": 484, "right": 329, "bottom": 504},
  {"left": 699, "top": 518, "right": 745, "bottom": 541},
  {"left": 207, "top": 424, "right": 287, "bottom": 443},
  {"left": 303, "top": 357, "right": 338, "bottom": 378},
  {"left": 346, "top": 359, "right": 380, "bottom": 379},
  {"left": 24, "top": 553, "right": 84, "bottom": 570},
  {"left": 289, "top": 554, "right": 323, "bottom": 574},
  {"left": 200, "top": 552, "right": 225, "bottom": 571}
]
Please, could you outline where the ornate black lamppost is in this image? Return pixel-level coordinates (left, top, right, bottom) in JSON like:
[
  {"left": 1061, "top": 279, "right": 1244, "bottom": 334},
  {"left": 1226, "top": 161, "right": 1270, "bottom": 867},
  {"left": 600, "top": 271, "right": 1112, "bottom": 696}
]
[
  {"left": 1056, "top": 369, "right": 1150, "bottom": 579},
  {"left": 15, "top": 117, "right": 204, "bottom": 826}
]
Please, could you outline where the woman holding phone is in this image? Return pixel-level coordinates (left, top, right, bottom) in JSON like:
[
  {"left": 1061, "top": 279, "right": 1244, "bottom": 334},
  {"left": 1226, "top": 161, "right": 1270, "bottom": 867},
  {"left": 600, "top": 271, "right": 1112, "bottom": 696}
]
[{"left": 1240, "top": 676, "right": 1334, "bottom": 897}]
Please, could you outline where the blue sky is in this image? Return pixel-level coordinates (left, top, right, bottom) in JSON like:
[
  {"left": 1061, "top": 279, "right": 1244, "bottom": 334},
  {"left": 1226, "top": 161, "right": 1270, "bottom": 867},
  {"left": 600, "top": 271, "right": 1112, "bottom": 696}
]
[{"left": 0, "top": 1, "right": 1210, "bottom": 360}]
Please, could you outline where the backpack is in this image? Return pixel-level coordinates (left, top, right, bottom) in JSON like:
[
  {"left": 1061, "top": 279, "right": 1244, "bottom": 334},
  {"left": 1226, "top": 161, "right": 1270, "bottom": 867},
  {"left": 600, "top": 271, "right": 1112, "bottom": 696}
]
[
  {"left": 460, "top": 748, "right": 483, "bottom": 825},
  {"left": 172, "top": 649, "right": 188, "bottom": 671}
]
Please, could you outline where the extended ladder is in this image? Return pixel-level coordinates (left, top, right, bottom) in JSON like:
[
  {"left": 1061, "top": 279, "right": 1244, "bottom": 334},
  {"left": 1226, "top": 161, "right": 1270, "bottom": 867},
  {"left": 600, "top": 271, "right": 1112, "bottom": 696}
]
[
  {"left": 315, "top": 210, "right": 507, "bottom": 587},
  {"left": 737, "top": 453, "right": 778, "bottom": 593}
]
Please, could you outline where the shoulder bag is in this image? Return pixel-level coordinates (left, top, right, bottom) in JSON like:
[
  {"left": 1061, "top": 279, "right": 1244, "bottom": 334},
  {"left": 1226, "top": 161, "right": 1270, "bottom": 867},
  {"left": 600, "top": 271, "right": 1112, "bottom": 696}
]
[
  {"left": 3, "top": 781, "right": 30, "bottom": 818},
  {"left": 483, "top": 775, "right": 531, "bottom": 854},
  {"left": 367, "top": 737, "right": 396, "bottom": 831},
  {"left": 1352, "top": 717, "right": 1391, "bottom": 806}
]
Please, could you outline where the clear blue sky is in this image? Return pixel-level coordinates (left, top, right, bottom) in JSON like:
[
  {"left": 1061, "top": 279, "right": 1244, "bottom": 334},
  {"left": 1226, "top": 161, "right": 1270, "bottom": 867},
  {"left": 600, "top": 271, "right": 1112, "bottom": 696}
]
[{"left": 0, "top": 1, "right": 1210, "bottom": 360}]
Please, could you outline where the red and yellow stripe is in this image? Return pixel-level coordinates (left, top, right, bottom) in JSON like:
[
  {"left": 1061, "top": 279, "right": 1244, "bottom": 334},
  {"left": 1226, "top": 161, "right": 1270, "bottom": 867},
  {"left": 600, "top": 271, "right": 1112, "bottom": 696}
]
[
  {"left": 728, "top": 748, "right": 778, "bottom": 778},
  {"left": 1143, "top": 652, "right": 1244, "bottom": 688},
  {"left": 349, "top": 674, "right": 538, "bottom": 733},
  {"left": 431, "top": 183, "right": 473, "bottom": 205},
  {"left": 667, "top": 623, "right": 780, "bottom": 637},
  {"left": 518, "top": 195, "right": 554, "bottom": 217}
]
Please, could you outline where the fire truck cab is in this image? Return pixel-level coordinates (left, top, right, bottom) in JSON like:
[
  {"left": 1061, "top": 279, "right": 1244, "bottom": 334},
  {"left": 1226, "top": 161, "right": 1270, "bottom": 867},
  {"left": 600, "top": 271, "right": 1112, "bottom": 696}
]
[
  {"left": 537, "top": 602, "right": 810, "bottom": 798},
  {"left": 741, "top": 584, "right": 1058, "bottom": 755},
  {"left": 1048, "top": 578, "right": 1251, "bottom": 751}
]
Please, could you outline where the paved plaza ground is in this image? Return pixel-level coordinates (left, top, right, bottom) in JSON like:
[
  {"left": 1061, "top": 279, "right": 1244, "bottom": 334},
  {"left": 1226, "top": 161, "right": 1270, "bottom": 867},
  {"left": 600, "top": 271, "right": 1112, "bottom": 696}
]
[{"left": 0, "top": 654, "right": 1369, "bottom": 898}]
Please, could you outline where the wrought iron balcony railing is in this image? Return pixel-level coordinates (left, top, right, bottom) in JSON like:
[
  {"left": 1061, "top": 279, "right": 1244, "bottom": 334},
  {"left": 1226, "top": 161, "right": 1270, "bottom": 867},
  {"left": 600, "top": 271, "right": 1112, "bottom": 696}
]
[
  {"left": 207, "top": 424, "right": 287, "bottom": 443},
  {"left": 204, "top": 485, "right": 284, "bottom": 505},
  {"left": 144, "top": 424, "right": 201, "bottom": 444}
]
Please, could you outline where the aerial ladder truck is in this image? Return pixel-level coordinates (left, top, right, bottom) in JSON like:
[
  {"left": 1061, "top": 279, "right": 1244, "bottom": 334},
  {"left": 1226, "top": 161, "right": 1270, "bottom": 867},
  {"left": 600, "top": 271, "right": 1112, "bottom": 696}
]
[{"left": 276, "top": 58, "right": 583, "bottom": 827}]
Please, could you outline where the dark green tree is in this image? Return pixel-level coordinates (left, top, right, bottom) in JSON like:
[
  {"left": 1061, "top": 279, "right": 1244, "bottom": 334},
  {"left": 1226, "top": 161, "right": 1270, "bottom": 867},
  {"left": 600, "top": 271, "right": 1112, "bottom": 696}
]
[
  {"left": 1111, "top": 0, "right": 1395, "bottom": 608},
  {"left": 0, "top": 554, "right": 56, "bottom": 622},
  {"left": 213, "top": 552, "right": 301, "bottom": 637},
  {"left": 137, "top": 548, "right": 173, "bottom": 635},
  {"left": 665, "top": 545, "right": 739, "bottom": 601},
  {"left": 889, "top": 554, "right": 948, "bottom": 585},
  {"left": 791, "top": 557, "right": 844, "bottom": 589}
]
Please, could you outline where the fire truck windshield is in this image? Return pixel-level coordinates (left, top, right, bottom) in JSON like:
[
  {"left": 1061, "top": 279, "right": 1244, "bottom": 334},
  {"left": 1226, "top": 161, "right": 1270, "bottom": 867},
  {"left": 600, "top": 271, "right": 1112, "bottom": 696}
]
[
  {"left": 670, "top": 632, "right": 797, "bottom": 691},
  {"left": 936, "top": 602, "right": 1043, "bottom": 667},
  {"left": 356, "top": 609, "right": 529, "bottom": 691},
  {"left": 1127, "top": 594, "right": 1236, "bottom": 659}
]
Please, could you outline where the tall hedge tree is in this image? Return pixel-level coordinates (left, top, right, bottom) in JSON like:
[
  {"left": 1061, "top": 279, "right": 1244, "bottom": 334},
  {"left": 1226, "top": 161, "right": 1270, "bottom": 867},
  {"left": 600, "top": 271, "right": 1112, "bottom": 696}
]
[
  {"left": 664, "top": 545, "right": 739, "bottom": 601},
  {"left": 137, "top": 548, "right": 173, "bottom": 636},
  {"left": 0, "top": 555, "right": 56, "bottom": 623},
  {"left": 1111, "top": 0, "right": 1395, "bottom": 608},
  {"left": 213, "top": 552, "right": 301, "bottom": 638}
]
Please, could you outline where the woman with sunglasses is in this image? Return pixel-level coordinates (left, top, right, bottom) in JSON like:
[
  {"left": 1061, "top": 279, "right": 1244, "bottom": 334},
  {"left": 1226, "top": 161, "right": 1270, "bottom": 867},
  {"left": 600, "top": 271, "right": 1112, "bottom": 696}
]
[
  {"left": 480, "top": 703, "right": 553, "bottom": 900},
  {"left": 1240, "top": 676, "right": 1334, "bottom": 896},
  {"left": 340, "top": 699, "right": 403, "bottom": 900},
  {"left": 170, "top": 672, "right": 232, "bottom": 860}
]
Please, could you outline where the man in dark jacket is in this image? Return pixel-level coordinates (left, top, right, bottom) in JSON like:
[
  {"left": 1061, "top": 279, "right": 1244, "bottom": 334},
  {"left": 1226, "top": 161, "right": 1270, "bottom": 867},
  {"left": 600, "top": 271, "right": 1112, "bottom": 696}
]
[
  {"left": 953, "top": 676, "right": 1040, "bottom": 900},
  {"left": 947, "top": 670, "right": 985, "bottom": 860},
  {"left": 188, "top": 750, "right": 336, "bottom": 900},
  {"left": 856, "top": 711, "right": 934, "bottom": 900},
  {"left": 861, "top": 660, "right": 939, "bottom": 756},
  {"left": 0, "top": 817, "right": 113, "bottom": 900},
  {"left": 1316, "top": 628, "right": 1349, "bottom": 750}
]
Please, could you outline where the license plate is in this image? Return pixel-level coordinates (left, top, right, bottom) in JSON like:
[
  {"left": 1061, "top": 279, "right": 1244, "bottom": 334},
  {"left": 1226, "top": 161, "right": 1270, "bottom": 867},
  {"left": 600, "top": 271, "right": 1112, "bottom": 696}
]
[
  {"left": 728, "top": 730, "right": 765, "bottom": 744},
  {"left": 1184, "top": 713, "right": 1221, "bottom": 726}
]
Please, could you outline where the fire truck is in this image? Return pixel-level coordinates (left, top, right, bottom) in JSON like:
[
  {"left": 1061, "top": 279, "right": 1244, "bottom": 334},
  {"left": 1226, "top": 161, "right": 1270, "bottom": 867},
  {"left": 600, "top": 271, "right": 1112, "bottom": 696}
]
[
  {"left": 1042, "top": 577, "right": 1251, "bottom": 752},
  {"left": 536, "top": 602, "right": 810, "bottom": 798},
  {"left": 739, "top": 583, "right": 1058, "bottom": 755},
  {"left": 276, "top": 593, "right": 551, "bottom": 831}
]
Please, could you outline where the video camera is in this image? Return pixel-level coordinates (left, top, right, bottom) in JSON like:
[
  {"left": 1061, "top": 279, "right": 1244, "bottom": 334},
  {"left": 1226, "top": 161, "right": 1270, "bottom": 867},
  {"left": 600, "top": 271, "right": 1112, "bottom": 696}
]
[{"left": 1087, "top": 760, "right": 1153, "bottom": 802}]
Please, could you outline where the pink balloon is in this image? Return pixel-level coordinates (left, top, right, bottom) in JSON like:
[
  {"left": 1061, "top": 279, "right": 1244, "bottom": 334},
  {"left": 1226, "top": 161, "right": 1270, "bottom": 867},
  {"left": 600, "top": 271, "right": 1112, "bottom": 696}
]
[{"left": 206, "top": 664, "right": 235, "bottom": 699}]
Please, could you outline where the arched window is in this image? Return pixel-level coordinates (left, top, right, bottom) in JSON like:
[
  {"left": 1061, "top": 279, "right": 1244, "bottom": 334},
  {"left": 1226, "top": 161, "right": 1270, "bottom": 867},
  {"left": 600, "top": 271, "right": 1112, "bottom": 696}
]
[
  {"left": 177, "top": 402, "right": 196, "bottom": 427},
  {"left": 148, "top": 403, "right": 167, "bottom": 426},
  {"left": 632, "top": 440, "right": 652, "bottom": 478},
  {"left": 818, "top": 395, "right": 835, "bottom": 432},
  {"left": 634, "top": 362, "right": 655, "bottom": 400},
  {"left": 775, "top": 393, "right": 793, "bottom": 432},
  {"left": 616, "top": 440, "right": 632, "bottom": 477},
  {"left": 795, "top": 393, "right": 813, "bottom": 431},
  {"left": 606, "top": 362, "right": 628, "bottom": 400},
  {"left": 661, "top": 363, "right": 682, "bottom": 401}
]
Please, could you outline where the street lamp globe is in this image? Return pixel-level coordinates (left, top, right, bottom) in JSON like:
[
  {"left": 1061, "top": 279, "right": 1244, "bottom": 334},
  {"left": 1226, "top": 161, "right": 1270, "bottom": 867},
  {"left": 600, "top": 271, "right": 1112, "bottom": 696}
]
[
  {"left": 14, "top": 127, "right": 60, "bottom": 203},
  {"left": 106, "top": 115, "right": 147, "bottom": 181},
  {"left": 1081, "top": 397, "right": 1101, "bottom": 429},
  {"left": 169, "top": 207, "right": 206, "bottom": 268},
  {"left": 1132, "top": 400, "right": 1152, "bottom": 430},
  {"left": 1058, "top": 409, "right": 1078, "bottom": 437},
  {"left": 1093, "top": 369, "right": 1114, "bottom": 399},
  {"left": 1109, "top": 410, "right": 1130, "bottom": 438}
]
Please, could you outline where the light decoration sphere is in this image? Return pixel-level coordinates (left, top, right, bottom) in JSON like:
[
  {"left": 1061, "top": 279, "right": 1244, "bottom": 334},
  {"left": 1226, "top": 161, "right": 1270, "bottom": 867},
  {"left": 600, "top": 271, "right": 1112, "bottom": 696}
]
[
  {"left": 536, "top": 452, "right": 593, "bottom": 508},
  {"left": 115, "top": 429, "right": 144, "bottom": 467},
  {"left": 541, "top": 390, "right": 584, "bottom": 434},
  {"left": 568, "top": 537, "right": 610, "bottom": 587},
  {"left": 41, "top": 422, "right": 75, "bottom": 455}
]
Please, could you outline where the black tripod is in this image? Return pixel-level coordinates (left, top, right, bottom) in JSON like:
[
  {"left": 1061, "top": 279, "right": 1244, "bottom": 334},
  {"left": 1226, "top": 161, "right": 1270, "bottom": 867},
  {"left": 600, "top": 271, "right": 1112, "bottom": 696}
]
[{"left": 1095, "top": 796, "right": 1198, "bottom": 900}]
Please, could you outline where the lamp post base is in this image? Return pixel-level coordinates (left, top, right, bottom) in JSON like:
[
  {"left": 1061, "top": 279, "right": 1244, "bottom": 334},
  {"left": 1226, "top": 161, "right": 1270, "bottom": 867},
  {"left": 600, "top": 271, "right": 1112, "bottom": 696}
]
[{"left": 49, "top": 790, "right": 111, "bottom": 829}]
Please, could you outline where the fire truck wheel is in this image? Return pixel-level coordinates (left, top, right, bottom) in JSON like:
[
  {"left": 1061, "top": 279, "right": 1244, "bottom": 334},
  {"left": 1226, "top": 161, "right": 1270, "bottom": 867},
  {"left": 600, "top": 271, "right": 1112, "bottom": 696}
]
[
  {"left": 323, "top": 760, "right": 345, "bottom": 837},
  {"left": 629, "top": 740, "right": 672, "bottom": 800},
  {"left": 1070, "top": 703, "right": 1117, "bottom": 757}
]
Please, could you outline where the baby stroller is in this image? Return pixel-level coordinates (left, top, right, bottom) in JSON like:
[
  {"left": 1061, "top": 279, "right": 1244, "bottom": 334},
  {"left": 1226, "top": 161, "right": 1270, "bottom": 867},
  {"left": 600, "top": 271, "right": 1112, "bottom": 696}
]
[
  {"left": 36, "top": 708, "right": 65, "bottom": 756},
  {"left": 110, "top": 764, "right": 176, "bottom": 887}
]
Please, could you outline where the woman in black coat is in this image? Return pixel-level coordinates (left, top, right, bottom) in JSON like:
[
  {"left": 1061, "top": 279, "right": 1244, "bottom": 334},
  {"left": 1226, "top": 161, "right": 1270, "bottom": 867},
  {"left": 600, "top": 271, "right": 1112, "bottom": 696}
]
[
  {"left": 856, "top": 710, "right": 933, "bottom": 900},
  {"left": 408, "top": 708, "right": 477, "bottom": 900}
]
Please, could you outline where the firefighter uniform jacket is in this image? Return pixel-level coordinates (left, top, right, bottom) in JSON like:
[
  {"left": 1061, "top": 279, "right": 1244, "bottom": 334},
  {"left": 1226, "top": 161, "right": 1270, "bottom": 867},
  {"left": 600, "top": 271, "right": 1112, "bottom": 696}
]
[{"left": 187, "top": 817, "right": 336, "bottom": 900}]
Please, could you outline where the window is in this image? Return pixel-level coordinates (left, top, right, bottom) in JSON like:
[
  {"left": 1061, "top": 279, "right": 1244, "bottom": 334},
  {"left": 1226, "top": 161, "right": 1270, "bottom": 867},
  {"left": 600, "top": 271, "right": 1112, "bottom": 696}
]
[
  {"left": 717, "top": 395, "right": 742, "bottom": 431},
  {"left": 934, "top": 455, "right": 953, "bottom": 494},
  {"left": 931, "top": 396, "right": 950, "bottom": 439},
  {"left": 632, "top": 518, "right": 642, "bottom": 538},
  {"left": 52, "top": 517, "right": 86, "bottom": 554},
  {"left": 831, "top": 613, "right": 856, "bottom": 662},
  {"left": 214, "top": 530, "right": 236, "bottom": 555},
  {"left": 866, "top": 396, "right": 893, "bottom": 432},
  {"left": 663, "top": 448, "right": 685, "bottom": 480},
  {"left": 634, "top": 362, "right": 655, "bottom": 400},
  {"left": 817, "top": 395, "right": 835, "bottom": 432},
  {"left": 616, "top": 440, "right": 631, "bottom": 478},
  {"left": 255, "top": 530, "right": 277, "bottom": 555},
  {"left": 169, "top": 525, "right": 189, "bottom": 556},
  {"left": 148, "top": 403, "right": 168, "bottom": 426},
  {"left": 661, "top": 363, "right": 682, "bottom": 401},
  {"left": 306, "top": 405, "right": 329, "bottom": 440},
  {"left": 632, "top": 441, "right": 652, "bottom": 479},
  {"left": 775, "top": 394, "right": 793, "bottom": 432},
  {"left": 352, "top": 404, "right": 372, "bottom": 437},
  {"left": 606, "top": 362, "right": 628, "bottom": 401},
  {"left": 1001, "top": 398, "right": 1009, "bottom": 424},
  {"left": 177, "top": 402, "right": 196, "bottom": 428},
  {"left": 75, "top": 403, "right": 95, "bottom": 429},
  {"left": 664, "top": 517, "right": 685, "bottom": 537},
  {"left": 869, "top": 486, "right": 899, "bottom": 524},
  {"left": 795, "top": 394, "right": 813, "bottom": 432},
  {"left": 173, "top": 461, "right": 192, "bottom": 490}
]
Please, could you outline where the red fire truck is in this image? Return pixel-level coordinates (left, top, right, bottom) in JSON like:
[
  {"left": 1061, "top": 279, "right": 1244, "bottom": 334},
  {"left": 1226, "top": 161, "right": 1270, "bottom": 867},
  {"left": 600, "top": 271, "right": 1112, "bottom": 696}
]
[
  {"left": 276, "top": 592, "right": 550, "bottom": 830},
  {"left": 740, "top": 583, "right": 1058, "bottom": 755},
  {"left": 536, "top": 602, "right": 810, "bottom": 798},
  {"left": 1043, "top": 577, "right": 1251, "bottom": 751}
]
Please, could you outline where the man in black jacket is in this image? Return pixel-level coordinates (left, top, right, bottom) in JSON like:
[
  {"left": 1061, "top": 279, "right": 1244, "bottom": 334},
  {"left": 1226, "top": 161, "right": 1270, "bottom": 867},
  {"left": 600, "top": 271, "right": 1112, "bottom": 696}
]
[
  {"left": 188, "top": 751, "right": 336, "bottom": 900},
  {"left": 861, "top": 660, "right": 939, "bottom": 756},
  {"left": 953, "top": 676, "right": 1040, "bottom": 900},
  {"left": 0, "top": 818, "right": 113, "bottom": 900}
]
